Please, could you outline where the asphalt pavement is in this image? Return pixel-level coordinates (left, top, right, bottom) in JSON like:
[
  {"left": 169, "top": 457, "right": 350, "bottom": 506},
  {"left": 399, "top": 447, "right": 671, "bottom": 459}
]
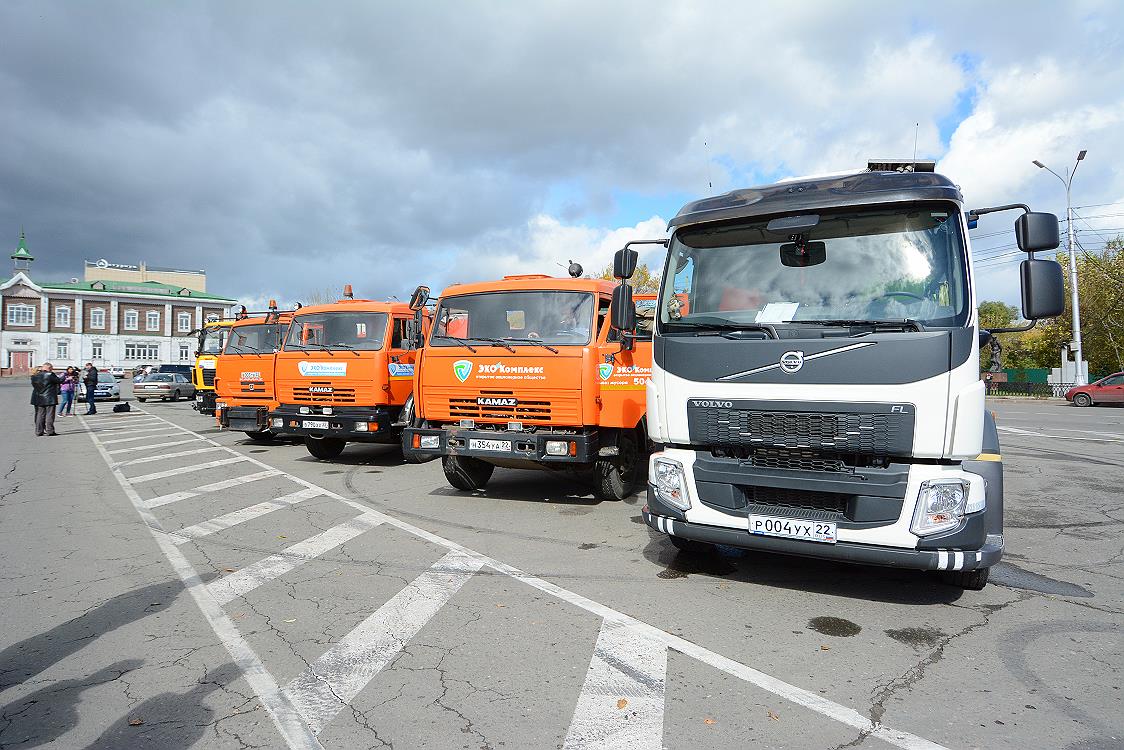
[{"left": 1, "top": 379, "right": 1121, "bottom": 749}]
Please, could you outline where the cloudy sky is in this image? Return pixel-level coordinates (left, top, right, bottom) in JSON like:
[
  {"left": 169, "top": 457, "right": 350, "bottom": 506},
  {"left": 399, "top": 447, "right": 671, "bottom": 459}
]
[{"left": 2, "top": 1, "right": 1122, "bottom": 309}]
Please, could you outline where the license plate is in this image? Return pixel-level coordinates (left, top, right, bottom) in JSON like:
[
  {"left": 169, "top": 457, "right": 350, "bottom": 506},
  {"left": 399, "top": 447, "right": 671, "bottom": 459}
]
[
  {"left": 196, "top": 395, "right": 203, "bottom": 401},
  {"left": 303, "top": 420, "right": 330, "bottom": 429},
  {"left": 468, "top": 438, "right": 511, "bottom": 452},
  {"left": 748, "top": 514, "right": 836, "bottom": 544}
]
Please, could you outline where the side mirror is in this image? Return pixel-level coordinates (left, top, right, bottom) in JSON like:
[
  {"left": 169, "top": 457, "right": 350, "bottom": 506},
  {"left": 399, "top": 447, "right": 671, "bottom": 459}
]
[
  {"left": 1015, "top": 212, "right": 1060, "bottom": 252},
  {"left": 611, "top": 283, "right": 636, "bottom": 349},
  {"left": 408, "top": 285, "right": 430, "bottom": 311},
  {"left": 613, "top": 248, "right": 638, "bottom": 280},
  {"left": 1020, "top": 259, "right": 1065, "bottom": 320},
  {"left": 780, "top": 241, "right": 826, "bottom": 268}
]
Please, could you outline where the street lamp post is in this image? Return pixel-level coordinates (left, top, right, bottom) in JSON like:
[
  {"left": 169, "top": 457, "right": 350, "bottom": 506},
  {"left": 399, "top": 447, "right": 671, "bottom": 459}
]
[{"left": 1032, "top": 150, "right": 1087, "bottom": 385}]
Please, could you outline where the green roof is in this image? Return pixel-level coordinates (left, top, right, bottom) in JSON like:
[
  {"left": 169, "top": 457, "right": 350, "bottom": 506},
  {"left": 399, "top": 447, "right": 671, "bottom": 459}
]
[
  {"left": 39, "top": 278, "right": 235, "bottom": 302},
  {"left": 10, "top": 230, "right": 33, "bottom": 261}
]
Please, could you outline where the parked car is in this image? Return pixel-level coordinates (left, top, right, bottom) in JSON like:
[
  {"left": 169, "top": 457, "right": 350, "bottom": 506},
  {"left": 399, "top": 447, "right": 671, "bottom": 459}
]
[
  {"left": 108, "top": 365, "right": 126, "bottom": 378},
  {"left": 1065, "top": 372, "right": 1124, "bottom": 407},
  {"left": 79, "top": 372, "right": 122, "bottom": 401},
  {"left": 134, "top": 373, "right": 196, "bottom": 402},
  {"left": 155, "top": 363, "right": 194, "bottom": 377}
]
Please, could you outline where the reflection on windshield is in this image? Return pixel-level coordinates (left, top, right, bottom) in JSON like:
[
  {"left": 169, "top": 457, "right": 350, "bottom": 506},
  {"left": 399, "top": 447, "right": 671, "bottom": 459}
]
[
  {"left": 660, "top": 206, "right": 968, "bottom": 329},
  {"left": 284, "top": 312, "right": 388, "bottom": 351},
  {"left": 201, "top": 329, "right": 227, "bottom": 354},
  {"left": 225, "top": 324, "right": 286, "bottom": 354},
  {"left": 432, "top": 291, "right": 595, "bottom": 346}
]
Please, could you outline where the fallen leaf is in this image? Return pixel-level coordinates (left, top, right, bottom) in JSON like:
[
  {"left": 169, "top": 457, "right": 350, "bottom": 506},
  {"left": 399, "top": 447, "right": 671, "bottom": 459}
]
[
  {"left": 128, "top": 718, "right": 144, "bottom": 726},
  {"left": 495, "top": 604, "right": 506, "bottom": 608},
  {"left": 820, "top": 645, "right": 831, "bottom": 651},
  {"left": 283, "top": 618, "right": 297, "bottom": 623},
  {"left": 277, "top": 535, "right": 286, "bottom": 539},
  {"left": 767, "top": 709, "right": 780, "bottom": 721},
  {"left": 703, "top": 718, "right": 716, "bottom": 725},
  {"left": 616, "top": 698, "right": 628, "bottom": 710},
  {"left": 223, "top": 568, "right": 236, "bottom": 573}
]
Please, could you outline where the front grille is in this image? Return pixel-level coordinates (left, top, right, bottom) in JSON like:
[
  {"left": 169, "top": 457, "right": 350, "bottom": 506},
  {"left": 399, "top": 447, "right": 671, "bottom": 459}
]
[
  {"left": 425, "top": 388, "right": 581, "bottom": 425},
  {"left": 688, "top": 405, "right": 912, "bottom": 455},
  {"left": 747, "top": 486, "right": 848, "bottom": 514},
  {"left": 292, "top": 385, "right": 356, "bottom": 404},
  {"left": 448, "top": 394, "right": 551, "bottom": 421},
  {"left": 201, "top": 370, "right": 216, "bottom": 386},
  {"left": 712, "top": 447, "right": 854, "bottom": 474}
]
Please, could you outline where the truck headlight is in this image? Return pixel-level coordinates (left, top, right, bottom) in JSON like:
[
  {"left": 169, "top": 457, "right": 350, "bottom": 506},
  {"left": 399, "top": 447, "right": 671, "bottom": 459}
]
[
  {"left": 271, "top": 417, "right": 284, "bottom": 428},
  {"left": 545, "top": 440, "right": 568, "bottom": 456},
  {"left": 419, "top": 435, "right": 440, "bottom": 449},
  {"left": 652, "top": 457, "right": 690, "bottom": 511},
  {"left": 911, "top": 479, "right": 971, "bottom": 536},
  {"left": 353, "top": 421, "right": 368, "bottom": 432}
]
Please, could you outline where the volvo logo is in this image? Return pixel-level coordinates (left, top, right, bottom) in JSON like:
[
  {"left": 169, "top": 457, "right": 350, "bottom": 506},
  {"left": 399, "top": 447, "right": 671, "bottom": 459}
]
[
  {"left": 477, "top": 397, "right": 517, "bottom": 407},
  {"left": 779, "top": 350, "right": 805, "bottom": 374},
  {"left": 690, "top": 400, "right": 733, "bottom": 408}
]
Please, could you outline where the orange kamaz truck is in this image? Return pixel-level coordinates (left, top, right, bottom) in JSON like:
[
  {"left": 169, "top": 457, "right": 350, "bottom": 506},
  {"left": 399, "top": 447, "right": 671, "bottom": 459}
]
[
  {"left": 403, "top": 269, "right": 653, "bottom": 499},
  {"left": 269, "top": 286, "right": 428, "bottom": 460},
  {"left": 214, "top": 303, "right": 294, "bottom": 441}
]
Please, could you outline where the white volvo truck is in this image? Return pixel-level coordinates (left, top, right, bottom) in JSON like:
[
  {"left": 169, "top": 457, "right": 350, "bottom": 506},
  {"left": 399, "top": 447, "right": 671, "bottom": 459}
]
[{"left": 626, "top": 165, "right": 1065, "bottom": 589}]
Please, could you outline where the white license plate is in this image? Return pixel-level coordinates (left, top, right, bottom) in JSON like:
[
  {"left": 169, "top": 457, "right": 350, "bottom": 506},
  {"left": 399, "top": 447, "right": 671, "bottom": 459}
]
[
  {"left": 303, "top": 420, "right": 330, "bottom": 429},
  {"left": 468, "top": 438, "right": 511, "bottom": 452},
  {"left": 748, "top": 514, "right": 836, "bottom": 544}
]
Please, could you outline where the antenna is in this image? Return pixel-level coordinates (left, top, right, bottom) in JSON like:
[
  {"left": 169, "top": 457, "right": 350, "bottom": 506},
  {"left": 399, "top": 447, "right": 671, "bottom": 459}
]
[
  {"left": 912, "top": 122, "right": 919, "bottom": 169},
  {"left": 704, "top": 140, "right": 714, "bottom": 190}
]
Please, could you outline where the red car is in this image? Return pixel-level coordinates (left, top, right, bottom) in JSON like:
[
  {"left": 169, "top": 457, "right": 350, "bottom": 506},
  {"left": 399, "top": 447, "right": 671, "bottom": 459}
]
[{"left": 1065, "top": 372, "right": 1124, "bottom": 407}]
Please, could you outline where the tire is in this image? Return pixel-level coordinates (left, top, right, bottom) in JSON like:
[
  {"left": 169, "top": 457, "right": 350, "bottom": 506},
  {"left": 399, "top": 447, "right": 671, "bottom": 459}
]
[
  {"left": 1072, "top": 392, "right": 1093, "bottom": 407},
  {"left": 244, "top": 430, "right": 274, "bottom": 442},
  {"left": 940, "top": 567, "right": 989, "bottom": 591},
  {"left": 592, "top": 432, "right": 640, "bottom": 501},
  {"left": 442, "top": 455, "right": 494, "bottom": 491},
  {"left": 669, "top": 535, "right": 714, "bottom": 554},
  {"left": 305, "top": 437, "right": 346, "bottom": 460},
  {"left": 172, "top": 390, "right": 181, "bottom": 401},
  {"left": 137, "top": 398, "right": 146, "bottom": 403}
]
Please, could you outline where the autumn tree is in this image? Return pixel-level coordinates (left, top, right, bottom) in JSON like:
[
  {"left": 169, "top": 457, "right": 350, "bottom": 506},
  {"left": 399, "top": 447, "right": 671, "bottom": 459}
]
[{"left": 596, "top": 262, "right": 661, "bottom": 293}]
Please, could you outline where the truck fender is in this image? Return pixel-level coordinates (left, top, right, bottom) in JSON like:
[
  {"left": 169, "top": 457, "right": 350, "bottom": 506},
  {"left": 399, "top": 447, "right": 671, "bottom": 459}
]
[{"left": 962, "top": 409, "right": 1003, "bottom": 538}]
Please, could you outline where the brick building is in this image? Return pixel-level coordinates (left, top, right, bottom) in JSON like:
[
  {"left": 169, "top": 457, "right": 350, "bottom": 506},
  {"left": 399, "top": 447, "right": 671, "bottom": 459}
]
[{"left": 1, "top": 232, "right": 235, "bottom": 374}]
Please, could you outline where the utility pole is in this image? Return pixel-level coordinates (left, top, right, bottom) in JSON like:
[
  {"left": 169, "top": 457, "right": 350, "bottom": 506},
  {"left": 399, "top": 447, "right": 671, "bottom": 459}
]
[{"left": 1032, "top": 150, "right": 1087, "bottom": 384}]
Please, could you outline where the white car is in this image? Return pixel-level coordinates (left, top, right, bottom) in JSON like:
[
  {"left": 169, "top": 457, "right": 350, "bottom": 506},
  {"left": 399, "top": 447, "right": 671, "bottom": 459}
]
[
  {"left": 109, "top": 365, "right": 126, "bottom": 378},
  {"left": 80, "top": 372, "right": 122, "bottom": 401}
]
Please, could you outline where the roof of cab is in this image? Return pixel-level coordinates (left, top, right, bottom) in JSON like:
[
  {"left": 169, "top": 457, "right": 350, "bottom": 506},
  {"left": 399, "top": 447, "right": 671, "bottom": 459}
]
[
  {"left": 290, "top": 299, "right": 415, "bottom": 317},
  {"left": 439, "top": 275, "right": 616, "bottom": 298},
  {"left": 669, "top": 170, "right": 963, "bottom": 230},
  {"left": 229, "top": 311, "right": 295, "bottom": 327}
]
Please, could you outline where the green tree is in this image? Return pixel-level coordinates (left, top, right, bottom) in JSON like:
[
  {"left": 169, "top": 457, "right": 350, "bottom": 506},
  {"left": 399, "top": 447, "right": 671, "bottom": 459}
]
[
  {"left": 1041, "top": 238, "right": 1124, "bottom": 376},
  {"left": 597, "top": 262, "right": 661, "bottom": 293}
]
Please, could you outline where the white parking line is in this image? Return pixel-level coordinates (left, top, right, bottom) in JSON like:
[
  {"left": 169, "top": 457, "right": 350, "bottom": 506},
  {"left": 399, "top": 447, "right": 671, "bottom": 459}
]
[
  {"left": 564, "top": 619, "right": 667, "bottom": 750},
  {"left": 283, "top": 548, "right": 484, "bottom": 735},
  {"left": 997, "top": 426, "right": 1124, "bottom": 443},
  {"left": 144, "top": 469, "right": 284, "bottom": 508},
  {"left": 82, "top": 406, "right": 947, "bottom": 750},
  {"left": 100, "top": 429, "right": 190, "bottom": 445},
  {"left": 114, "top": 446, "right": 224, "bottom": 468},
  {"left": 85, "top": 419, "right": 165, "bottom": 431},
  {"left": 128, "top": 456, "right": 250, "bottom": 484},
  {"left": 171, "top": 488, "right": 323, "bottom": 545},
  {"left": 207, "top": 512, "right": 385, "bottom": 607},
  {"left": 107, "top": 438, "right": 202, "bottom": 455}
]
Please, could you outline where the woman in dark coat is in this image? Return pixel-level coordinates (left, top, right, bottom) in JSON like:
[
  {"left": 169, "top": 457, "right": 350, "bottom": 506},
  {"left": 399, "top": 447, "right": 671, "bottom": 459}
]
[{"left": 30, "top": 363, "right": 61, "bottom": 436}]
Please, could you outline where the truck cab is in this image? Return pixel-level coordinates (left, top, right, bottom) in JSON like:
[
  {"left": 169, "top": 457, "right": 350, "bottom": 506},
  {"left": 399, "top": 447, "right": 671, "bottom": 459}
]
[
  {"left": 214, "top": 305, "right": 294, "bottom": 441},
  {"left": 403, "top": 274, "right": 652, "bottom": 500},
  {"left": 638, "top": 167, "right": 1064, "bottom": 589},
  {"left": 269, "top": 288, "right": 425, "bottom": 460},
  {"left": 191, "top": 319, "right": 237, "bottom": 415}
]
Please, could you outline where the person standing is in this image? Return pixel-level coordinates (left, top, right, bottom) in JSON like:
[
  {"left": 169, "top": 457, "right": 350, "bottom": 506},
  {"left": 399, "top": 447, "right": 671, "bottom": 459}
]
[
  {"left": 82, "top": 362, "right": 99, "bottom": 415},
  {"left": 31, "top": 363, "right": 61, "bottom": 436},
  {"left": 58, "top": 366, "right": 78, "bottom": 416}
]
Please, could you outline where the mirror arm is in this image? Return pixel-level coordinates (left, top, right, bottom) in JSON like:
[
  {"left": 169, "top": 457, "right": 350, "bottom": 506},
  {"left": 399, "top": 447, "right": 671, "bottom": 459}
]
[
  {"left": 989, "top": 319, "right": 1038, "bottom": 335},
  {"left": 967, "top": 203, "right": 1031, "bottom": 219}
]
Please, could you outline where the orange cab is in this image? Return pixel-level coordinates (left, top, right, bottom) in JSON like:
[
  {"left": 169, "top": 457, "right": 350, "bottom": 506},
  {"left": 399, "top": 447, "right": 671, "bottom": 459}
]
[
  {"left": 214, "top": 303, "right": 294, "bottom": 441},
  {"left": 403, "top": 273, "right": 653, "bottom": 499},
  {"left": 269, "top": 286, "right": 429, "bottom": 460}
]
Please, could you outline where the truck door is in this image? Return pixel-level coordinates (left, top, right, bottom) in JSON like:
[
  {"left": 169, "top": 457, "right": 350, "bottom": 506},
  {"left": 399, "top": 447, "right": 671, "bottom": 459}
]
[{"left": 386, "top": 315, "right": 417, "bottom": 405}]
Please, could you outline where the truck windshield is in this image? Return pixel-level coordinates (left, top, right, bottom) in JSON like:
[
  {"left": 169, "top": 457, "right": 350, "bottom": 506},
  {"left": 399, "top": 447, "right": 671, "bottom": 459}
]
[
  {"left": 284, "top": 312, "right": 388, "bottom": 352},
  {"left": 199, "top": 328, "right": 227, "bottom": 354},
  {"left": 225, "top": 323, "right": 286, "bottom": 355},
  {"left": 659, "top": 206, "right": 969, "bottom": 330},
  {"left": 432, "top": 291, "right": 595, "bottom": 346}
]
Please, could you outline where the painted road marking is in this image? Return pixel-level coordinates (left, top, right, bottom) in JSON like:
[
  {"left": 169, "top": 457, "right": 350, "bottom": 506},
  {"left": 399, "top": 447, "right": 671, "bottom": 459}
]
[
  {"left": 283, "top": 549, "right": 484, "bottom": 735},
  {"left": 99, "top": 428, "right": 190, "bottom": 445},
  {"left": 128, "top": 455, "right": 250, "bottom": 484},
  {"left": 997, "top": 426, "right": 1124, "bottom": 444},
  {"left": 83, "top": 409, "right": 948, "bottom": 750},
  {"left": 207, "top": 512, "right": 385, "bottom": 607},
  {"left": 563, "top": 618, "right": 667, "bottom": 750},
  {"left": 144, "top": 469, "right": 284, "bottom": 508},
  {"left": 85, "top": 419, "right": 165, "bottom": 431},
  {"left": 107, "top": 438, "right": 202, "bottom": 455},
  {"left": 113, "top": 446, "right": 224, "bottom": 468},
  {"left": 170, "top": 488, "right": 323, "bottom": 545}
]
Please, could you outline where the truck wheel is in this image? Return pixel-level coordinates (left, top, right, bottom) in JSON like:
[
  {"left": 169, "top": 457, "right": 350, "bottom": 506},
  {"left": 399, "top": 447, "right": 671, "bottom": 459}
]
[
  {"left": 593, "top": 433, "right": 639, "bottom": 501},
  {"left": 306, "top": 437, "right": 346, "bottom": 460},
  {"left": 669, "top": 534, "right": 714, "bottom": 555},
  {"left": 442, "top": 455, "right": 493, "bottom": 491},
  {"left": 940, "top": 567, "right": 989, "bottom": 591},
  {"left": 244, "top": 430, "right": 274, "bottom": 442},
  {"left": 1072, "top": 393, "right": 1093, "bottom": 407}
]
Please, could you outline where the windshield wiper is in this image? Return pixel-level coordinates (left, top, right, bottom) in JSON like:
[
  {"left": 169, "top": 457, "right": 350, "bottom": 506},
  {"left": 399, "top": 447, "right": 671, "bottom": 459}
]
[
  {"left": 502, "top": 337, "right": 559, "bottom": 353},
  {"left": 331, "top": 342, "right": 362, "bottom": 357},
  {"left": 798, "top": 319, "right": 925, "bottom": 332},
  {"left": 676, "top": 322, "right": 777, "bottom": 340},
  {"left": 433, "top": 335, "right": 478, "bottom": 353},
  {"left": 475, "top": 337, "right": 516, "bottom": 352}
]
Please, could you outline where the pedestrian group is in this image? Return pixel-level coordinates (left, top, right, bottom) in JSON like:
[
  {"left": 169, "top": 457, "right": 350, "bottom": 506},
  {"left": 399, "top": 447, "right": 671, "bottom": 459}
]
[{"left": 30, "top": 361, "right": 101, "bottom": 436}]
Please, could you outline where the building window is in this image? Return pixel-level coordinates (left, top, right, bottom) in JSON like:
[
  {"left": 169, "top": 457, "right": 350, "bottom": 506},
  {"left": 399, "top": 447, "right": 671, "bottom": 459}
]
[
  {"left": 179, "top": 343, "right": 191, "bottom": 361},
  {"left": 55, "top": 306, "right": 71, "bottom": 327},
  {"left": 6, "top": 304, "right": 35, "bottom": 326},
  {"left": 124, "top": 343, "right": 160, "bottom": 360},
  {"left": 178, "top": 312, "right": 192, "bottom": 332},
  {"left": 92, "top": 342, "right": 103, "bottom": 360},
  {"left": 146, "top": 311, "right": 160, "bottom": 331},
  {"left": 56, "top": 340, "right": 69, "bottom": 359},
  {"left": 124, "top": 310, "right": 138, "bottom": 330},
  {"left": 89, "top": 308, "right": 106, "bottom": 329}
]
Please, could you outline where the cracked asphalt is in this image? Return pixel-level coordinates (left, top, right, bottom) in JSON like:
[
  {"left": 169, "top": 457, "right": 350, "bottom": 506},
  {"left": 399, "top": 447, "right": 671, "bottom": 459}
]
[{"left": 1, "top": 378, "right": 1121, "bottom": 749}]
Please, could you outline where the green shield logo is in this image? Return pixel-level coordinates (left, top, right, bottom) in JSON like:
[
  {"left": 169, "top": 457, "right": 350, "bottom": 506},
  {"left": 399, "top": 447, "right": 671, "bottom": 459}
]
[
  {"left": 453, "top": 360, "right": 473, "bottom": 383},
  {"left": 598, "top": 363, "right": 614, "bottom": 381}
]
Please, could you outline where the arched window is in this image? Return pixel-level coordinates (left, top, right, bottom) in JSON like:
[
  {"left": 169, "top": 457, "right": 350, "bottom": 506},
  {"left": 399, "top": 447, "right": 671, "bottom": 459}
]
[{"left": 6, "top": 303, "right": 35, "bottom": 326}]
